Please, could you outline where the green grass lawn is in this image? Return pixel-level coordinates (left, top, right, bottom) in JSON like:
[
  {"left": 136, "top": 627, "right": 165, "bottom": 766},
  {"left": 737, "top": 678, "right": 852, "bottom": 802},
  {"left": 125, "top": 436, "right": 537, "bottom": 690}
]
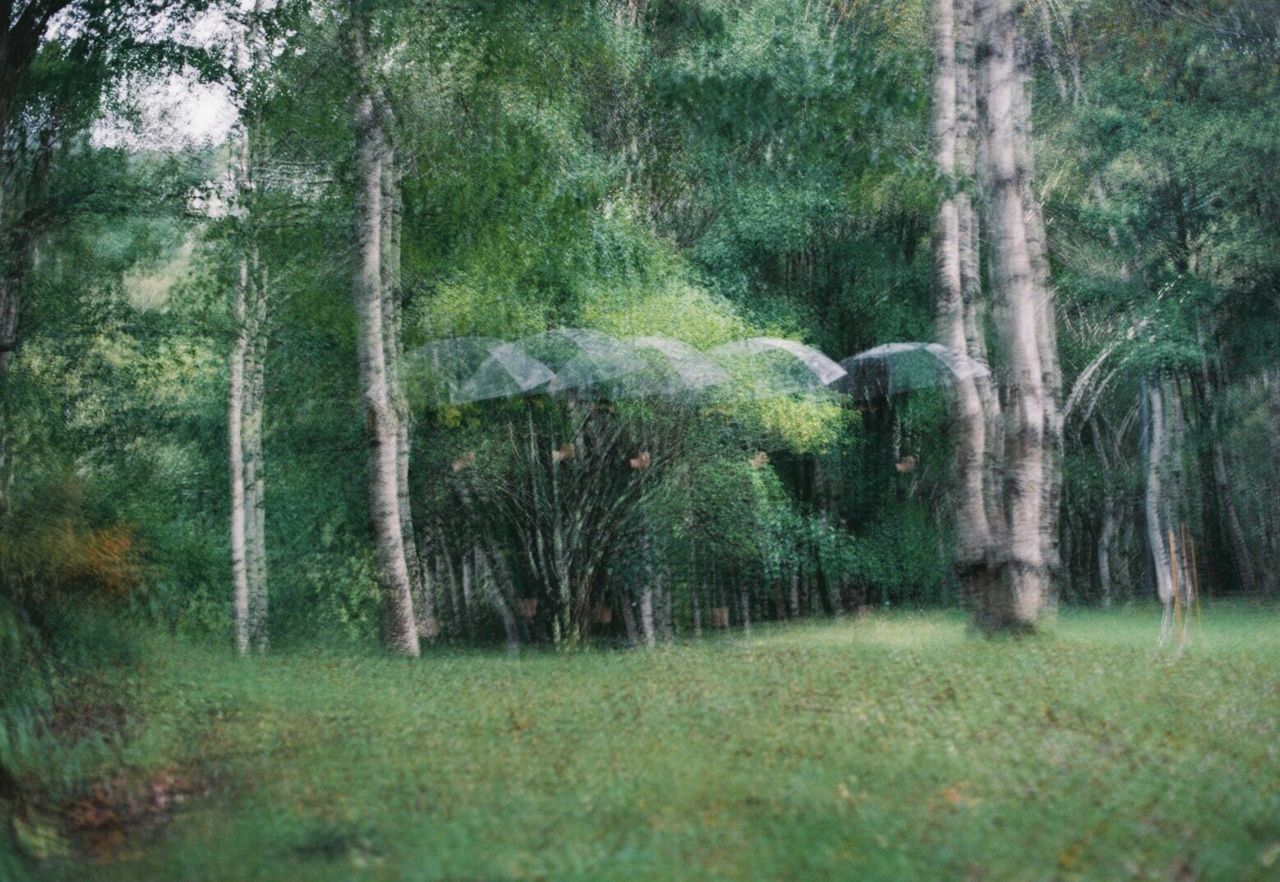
[{"left": 19, "top": 608, "right": 1280, "bottom": 881}]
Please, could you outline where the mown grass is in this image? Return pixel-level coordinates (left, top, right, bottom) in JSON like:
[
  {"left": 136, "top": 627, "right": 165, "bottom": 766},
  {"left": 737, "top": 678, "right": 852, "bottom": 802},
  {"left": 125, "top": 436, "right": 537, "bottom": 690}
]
[{"left": 22, "top": 607, "right": 1280, "bottom": 881}]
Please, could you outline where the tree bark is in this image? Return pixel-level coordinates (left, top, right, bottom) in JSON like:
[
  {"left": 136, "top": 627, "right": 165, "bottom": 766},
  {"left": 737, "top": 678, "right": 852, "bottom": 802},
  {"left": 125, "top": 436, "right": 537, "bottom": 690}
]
[
  {"left": 350, "top": 60, "right": 419, "bottom": 655},
  {"left": 379, "top": 142, "right": 435, "bottom": 639},
  {"left": 973, "top": 0, "right": 1057, "bottom": 631},
  {"left": 1089, "top": 417, "right": 1116, "bottom": 606},
  {"left": 230, "top": 4, "right": 269, "bottom": 654},
  {"left": 934, "top": 0, "right": 1000, "bottom": 606},
  {"left": 229, "top": 257, "right": 250, "bottom": 655},
  {"left": 1142, "top": 377, "right": 1175, "bottom": 612}
]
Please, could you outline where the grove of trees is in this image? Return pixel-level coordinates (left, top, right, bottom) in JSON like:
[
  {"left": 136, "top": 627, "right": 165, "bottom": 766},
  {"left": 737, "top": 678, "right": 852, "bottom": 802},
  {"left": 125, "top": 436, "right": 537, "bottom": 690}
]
[{"left": 3, "top": 0, "right": 1278, "bottom": 668}]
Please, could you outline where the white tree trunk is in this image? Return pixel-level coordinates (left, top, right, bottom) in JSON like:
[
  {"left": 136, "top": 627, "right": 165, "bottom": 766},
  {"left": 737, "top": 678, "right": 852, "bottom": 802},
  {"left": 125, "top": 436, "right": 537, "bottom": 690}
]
[
  {"left": 229, "top": 5, "right": 271, "bottom": 654},
  {"left": 1143, "top": 377, "right": 1175, "bottom": 609},
  {"left": 638, "top": 585, "right": 655, "bottom": 648},
  {"left": 934, "top": 0, "right": 999, "bottom": 603},
  {"left": 351, "top": 77, "right": 419, "bottom": 657},
  {"left": 229, "top": 256, "right": 251, "bottom": 656},
  {"left": 378, "top": 146, "right": 435, "bottom": 640},
  {"left": 974, "top": 0, "right": 1056, "bottom": 630}
]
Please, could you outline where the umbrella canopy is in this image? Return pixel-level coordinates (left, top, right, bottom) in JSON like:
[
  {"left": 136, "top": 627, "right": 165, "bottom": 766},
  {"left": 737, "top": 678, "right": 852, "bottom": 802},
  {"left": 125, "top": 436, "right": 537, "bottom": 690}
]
[
  {"left": 832, "top": 342, "right": 991, "bottom": 402},
  {"left": 625, "top": 336, "right": 730, "bottom": 397},
  {"left": 552, "top": 335, "right": 730, "bottom": 399},
  {"left": 707, "top": 337, "right": 847, "bottom": 396},
  {"left": 407, "top": 337, "right": 556, "bottom": 405},
  {"left": 535, "top": 329, "right": 649, "bottom": 395}
]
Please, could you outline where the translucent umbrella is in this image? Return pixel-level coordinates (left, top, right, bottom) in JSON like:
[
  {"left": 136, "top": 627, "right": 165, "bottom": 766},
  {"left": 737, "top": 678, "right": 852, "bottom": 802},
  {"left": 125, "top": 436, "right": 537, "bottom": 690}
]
[
  {"left": 406, "top": 337, "right": 556, "bottom": 405},
  {"left": 529, "top": 329, "right": 648, "bottom": 396},
  {"left": 707, "top": 337, "right": 847, "bottom": 396},
  {"left": 550, "top": 335, "right": 730, "bottom": 399},
  {"left": 625, "top": 336, "right": 730, "bottom": 397},
  {"left": 831, "top": 342, "right": 990, "bottom": 402}
]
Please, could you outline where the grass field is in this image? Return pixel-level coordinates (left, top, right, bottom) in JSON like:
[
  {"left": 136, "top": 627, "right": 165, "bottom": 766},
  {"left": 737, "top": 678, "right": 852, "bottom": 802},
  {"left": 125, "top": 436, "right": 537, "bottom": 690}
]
[{"left": 14, "top": 608, "right": 1280, "bottom": 881}]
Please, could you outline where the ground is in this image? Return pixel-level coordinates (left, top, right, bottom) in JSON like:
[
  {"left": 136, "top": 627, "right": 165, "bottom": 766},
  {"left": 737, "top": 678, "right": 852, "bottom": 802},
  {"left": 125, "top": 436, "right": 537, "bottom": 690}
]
[{"left": 12, "top": 608, "right": 1280, "bottom": 881}]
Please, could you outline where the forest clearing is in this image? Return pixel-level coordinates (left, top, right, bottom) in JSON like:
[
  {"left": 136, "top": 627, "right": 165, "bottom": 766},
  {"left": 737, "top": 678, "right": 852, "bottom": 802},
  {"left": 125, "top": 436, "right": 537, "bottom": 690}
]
[
  {"left": 4, "top": 0, "right": 1280, "bottom": 878},
  {"left": 9, "top": 609, "right": 1280, "bottom": 881}
]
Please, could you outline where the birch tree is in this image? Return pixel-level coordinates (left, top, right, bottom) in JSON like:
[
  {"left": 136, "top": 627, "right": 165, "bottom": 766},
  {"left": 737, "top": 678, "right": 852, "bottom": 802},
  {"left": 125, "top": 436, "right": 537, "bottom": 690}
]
[
  {"left": 346, "top": 12, "right": 419, "bottom": 656},
  {"left": 229, "top": 0, "right": 270, "bottom": 655},
  {"left": 933, "top": 0, "right": 1063, "bottom": 631}
]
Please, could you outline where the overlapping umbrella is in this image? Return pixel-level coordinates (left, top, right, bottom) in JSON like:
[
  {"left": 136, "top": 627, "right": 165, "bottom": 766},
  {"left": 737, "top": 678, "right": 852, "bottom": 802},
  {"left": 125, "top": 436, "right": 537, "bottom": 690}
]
[{"left": 831, "top": 342, "right": 990, "bottom": 402}]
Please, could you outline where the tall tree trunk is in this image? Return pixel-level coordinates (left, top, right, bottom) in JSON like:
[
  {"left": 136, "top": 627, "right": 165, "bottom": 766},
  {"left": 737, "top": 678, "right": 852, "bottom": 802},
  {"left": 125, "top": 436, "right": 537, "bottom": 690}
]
[
  {"left": 460, "top": 544, "right": 474, "bottom": 639},
  {"left": 974, "top": 0, "right": 1058, "bottom": 631},
  {"left": 934, "top": 0, "right": 1000, "bottom": 607},
  {"left": 638, "top": 583, "right": 655, "bottom": 648},
  {"left": 1090, "top": 417, "right": 1116, "bottom": 606},
  {"left": 639, "top": 530, "right": 657, "bottom": 649},
  {"left": 1142, "top": 377, "right": 1175, "bottom": 618},
  {"left": 229, "top": 257, "right": 251, "bottom": 655},
  {"left": 350, "top": 65, "right": 419, "bottom": 656},
  {"left": 230, "top": 5, "right": 269, "bottom": 653},
  {"left": 379, "top": 143, "right": 434, "bottom": 639},
  {"left": 242, "top": 251, "right": 268, "bottom": 652}
]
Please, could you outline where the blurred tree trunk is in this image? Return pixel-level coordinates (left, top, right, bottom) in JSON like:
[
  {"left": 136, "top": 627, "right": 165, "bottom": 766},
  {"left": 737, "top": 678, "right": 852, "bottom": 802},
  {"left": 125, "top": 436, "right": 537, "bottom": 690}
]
[
  {"left": 380, "top": 140, "right": 435, "bottom": 639},
  {"left": 229, "top": 256, "right": 250, "bottom": 655},
  {"left": 349, "top": 17, "right": 418, "bottom": 656},
  {"left": 933, "top": 0, "right": 1000, "bottom": 610},
  {"left": 231, "top": 3, "right": 269, "bottom": 654},
  {"left": 972, "top": 0, "right": 1060, "bottom": 630},
  {"left": 1089, "top": 417, "right": 1116, "bottom": 606},
  {"left": 1142, "top": 374, "right": 1198, "bottom": 640},
  {"left": 933, "top": 0, "right": 1061, "bottom": 630},
  {"left": 0, "top": 0, "right": 72, "bottom": 381}
]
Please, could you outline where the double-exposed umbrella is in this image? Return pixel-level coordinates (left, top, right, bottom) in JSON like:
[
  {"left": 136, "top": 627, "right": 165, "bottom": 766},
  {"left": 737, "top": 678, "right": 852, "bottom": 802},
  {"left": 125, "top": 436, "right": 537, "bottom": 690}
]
[
  {"left": 707, "top": 337, "right": 847, "bottom": 396},
  {"left": 537, "top": 329, "right": 649, "bottom": 396},
  {"left": 551, "top": 334, "right": 730, "bottom": 399},
  {"left": 831, "top": 342, "right": 990, "bottom": 402},
  {"left": 408, "top": 337, "right": 556, "bottom": 405},
  {"left": 412, "top": 331, "right": 858, "bottom": 407}
]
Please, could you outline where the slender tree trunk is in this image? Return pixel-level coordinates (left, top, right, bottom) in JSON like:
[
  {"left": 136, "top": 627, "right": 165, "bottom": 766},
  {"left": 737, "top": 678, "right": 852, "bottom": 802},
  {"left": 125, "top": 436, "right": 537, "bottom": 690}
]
[
  {"left": 1143, "top": 377, "right": 1175, "bottom": 618},
  {"left": 230, "top": 7, "right": 271, "bottom": 654},
  {"left": 639, "top": 531, "right": 657, "bottom": 649},
  {"left": 461, "top": 546, "right": 474, "bottom": 639},
  {"left": 350, "top": 67, "right": 418, "bottom": 656},
  {"left": 229, "top": 257, "right": 251, "bottom": 655},
  {"left": 788, "top": 563, "right": 801, "bottom": 618},
  {"left": 479, "top": 548, "right": 520, "bottom": 656},
  {"left": 242, "top": 252, "right": 268, "bottom": 652},
  {"left": 638, "top": 584, "right": 655, "bottom": 648},
  {"left": 1090, "top": 418, "right": 1116, "bottom": 606},
  {"left": 379, "top": 144, "right": 434, "bottom": 639}
]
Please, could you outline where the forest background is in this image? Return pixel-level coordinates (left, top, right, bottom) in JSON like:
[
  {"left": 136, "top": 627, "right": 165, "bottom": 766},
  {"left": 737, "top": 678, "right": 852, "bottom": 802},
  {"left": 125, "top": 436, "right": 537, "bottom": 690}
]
[{"left": 2, "top": 0, "right": 1279, "bottom": 793}]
